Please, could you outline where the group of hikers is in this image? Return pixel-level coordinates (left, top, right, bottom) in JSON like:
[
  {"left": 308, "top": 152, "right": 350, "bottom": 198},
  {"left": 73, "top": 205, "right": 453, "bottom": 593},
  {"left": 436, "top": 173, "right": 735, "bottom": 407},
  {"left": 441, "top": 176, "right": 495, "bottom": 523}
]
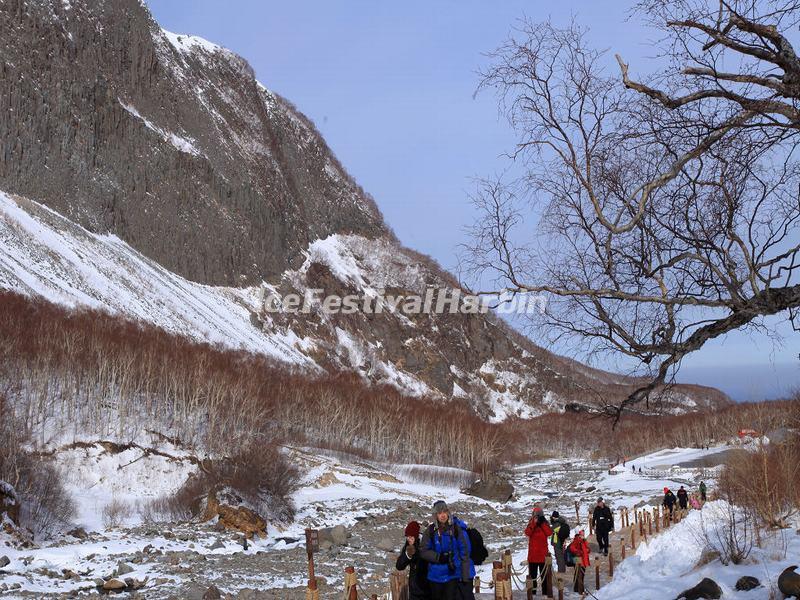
[
  {"left": 395, "top": 499, "right": 599, "bottom": 599},
  {"left": 661, "top": 481, "right": 707, "bottom": 517},
  {"left": 396, "top": 484, "right": 710, "bottom": 599}
]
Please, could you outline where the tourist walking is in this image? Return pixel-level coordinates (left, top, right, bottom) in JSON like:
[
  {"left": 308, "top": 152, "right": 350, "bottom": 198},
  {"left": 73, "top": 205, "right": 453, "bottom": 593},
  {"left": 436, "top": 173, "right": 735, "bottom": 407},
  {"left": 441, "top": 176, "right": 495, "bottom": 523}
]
[
  {"left": 549, "top": 511, "right": 570, "bottom": 573},
  {"left": 567, "top": 530, "right": 590, "bottom": 594},
  {"left": 525, "top": 505, "right": 553, "bottom": 596},
  {"left": 396, "top": 520, "right": 431, "bottom": 600},
  {"left": 420, "top": 501, "right": 475, "bottom": 600},
  {"left": 591, "top": 497, "right": 614, "bottom": 556}
]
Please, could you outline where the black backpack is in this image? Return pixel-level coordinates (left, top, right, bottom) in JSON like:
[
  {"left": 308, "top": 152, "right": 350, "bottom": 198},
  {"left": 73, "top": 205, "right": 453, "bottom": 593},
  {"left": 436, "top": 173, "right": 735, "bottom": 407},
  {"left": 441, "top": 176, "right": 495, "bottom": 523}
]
[
  {"left": 466, "top": 527, "right": 489, "bottom": 565},
  {"left": 428, "top": 523, "right": 489, "bottom": 566}
]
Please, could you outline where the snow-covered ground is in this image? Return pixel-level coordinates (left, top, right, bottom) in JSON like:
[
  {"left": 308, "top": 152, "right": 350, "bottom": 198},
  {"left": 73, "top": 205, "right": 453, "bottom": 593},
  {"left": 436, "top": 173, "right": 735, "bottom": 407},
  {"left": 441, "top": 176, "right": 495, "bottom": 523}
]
[{"left": 2, "top": 441, "right": 796, "bottom": 598}]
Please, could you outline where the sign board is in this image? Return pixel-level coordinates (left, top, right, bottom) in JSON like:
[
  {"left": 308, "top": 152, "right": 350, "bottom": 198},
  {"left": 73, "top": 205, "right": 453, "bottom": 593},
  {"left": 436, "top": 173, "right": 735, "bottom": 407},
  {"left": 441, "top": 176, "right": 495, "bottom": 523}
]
[{"left": 305, "top": 528, "right": 319, "bottom": 555}]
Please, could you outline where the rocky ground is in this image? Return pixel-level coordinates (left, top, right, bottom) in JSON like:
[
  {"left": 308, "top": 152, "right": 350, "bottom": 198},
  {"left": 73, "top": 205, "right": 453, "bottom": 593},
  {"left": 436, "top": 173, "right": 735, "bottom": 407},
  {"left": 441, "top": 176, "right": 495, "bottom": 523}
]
[{"left": 0, "top": 445, "right": 744, "bottom": 599}]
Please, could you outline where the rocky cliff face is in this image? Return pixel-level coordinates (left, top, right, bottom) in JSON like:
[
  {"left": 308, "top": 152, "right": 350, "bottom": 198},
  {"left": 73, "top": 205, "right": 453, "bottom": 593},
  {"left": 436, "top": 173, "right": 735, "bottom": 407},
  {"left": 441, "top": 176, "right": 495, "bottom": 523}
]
[
  {"left": 0, "top": 0, "right": 387, "bottom": 285},
  {"left": 0, "top": 0, "right": 730, "bottom": 418}
]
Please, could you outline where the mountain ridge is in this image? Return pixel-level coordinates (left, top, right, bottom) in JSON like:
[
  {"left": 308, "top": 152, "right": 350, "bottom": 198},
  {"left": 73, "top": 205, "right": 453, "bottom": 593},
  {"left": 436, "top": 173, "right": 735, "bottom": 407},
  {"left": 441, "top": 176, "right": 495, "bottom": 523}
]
[{"left": 0, "top": 0, "right": 730, "bottom": 418}]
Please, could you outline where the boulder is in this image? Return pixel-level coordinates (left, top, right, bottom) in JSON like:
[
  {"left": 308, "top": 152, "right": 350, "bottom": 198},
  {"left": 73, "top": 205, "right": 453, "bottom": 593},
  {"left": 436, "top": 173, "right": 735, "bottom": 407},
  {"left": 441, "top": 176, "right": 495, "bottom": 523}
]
[
  {"left": 208, "top": 539, "right": 225, "bottom": 550},
  {"left": 376, "top": 537, "right": 396, "bottom": 552},
  {"left": 203, "top": 584, "right": 222, "bottom": 599},
  {"left": 319, "top": 524, "right": 349, "bottom": 546},
  {"left": 0, "top": 556, "right": 9, "bottom": 568},
  {"left": 778, "top": 566, "right": 800, "bottom": 598},
  {"left": 0, "top": 482, "right": 19, "bottom": 527},
  {"left": 202, "top": 490, "right": 267, "bottom": 539},
  {"left": 462, "top": 474, "right": 514, "bottom": 503},
  {"left": 116, "top": 561, "right": 134, "bottom": 576},
  {"left": 675, "top": 578, "right": 722, "bottom": 600},
  {"left": 66, "top": 527, "right": 88, "bottom": 540},
  {"left": 102, "top": 578, "right": 127, "bottom": 591},
  {"left": 734, "top": 576, "right": 760, "bottom": 591}
]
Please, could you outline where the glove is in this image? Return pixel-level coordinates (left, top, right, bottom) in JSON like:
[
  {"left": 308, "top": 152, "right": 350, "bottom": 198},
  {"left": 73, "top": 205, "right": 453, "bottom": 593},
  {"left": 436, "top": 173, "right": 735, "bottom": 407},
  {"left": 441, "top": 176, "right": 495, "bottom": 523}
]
[
  {"left": 437, "top": 551, "right": 452, "bottom": 565},
  {"left": 406, "top": 544, "right": 416, "bottom": 557}
]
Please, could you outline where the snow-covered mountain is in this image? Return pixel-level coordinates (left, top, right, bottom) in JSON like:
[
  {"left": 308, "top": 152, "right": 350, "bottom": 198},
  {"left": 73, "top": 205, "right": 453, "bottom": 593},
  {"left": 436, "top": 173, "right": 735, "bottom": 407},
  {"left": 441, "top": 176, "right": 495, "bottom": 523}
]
[{"left": 0, "top": 0, "right": 729, "bottom": 418}]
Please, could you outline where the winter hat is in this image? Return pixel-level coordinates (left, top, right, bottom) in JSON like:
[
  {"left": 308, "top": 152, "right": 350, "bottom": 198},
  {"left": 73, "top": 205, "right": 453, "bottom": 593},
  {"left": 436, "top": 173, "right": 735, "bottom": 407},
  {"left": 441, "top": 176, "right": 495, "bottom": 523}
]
[
  {"left": 597, "top": 497, "right": 604, "bottom": 503},
  {"left": 577, "top": 529, "right": 585, "bottom": 537},
  {"left": 404, "top": 521, "right": 421, "bottom": 538},
  {"left": 664, "top": 487, "right": 669, "bottom": 493},
  {"left": 532, "top": 505, "right": 544, "bottom": 515},
  {"left": 433, "top": 500, "right": 449, "bottom": 514},
  {"left": 550, "top": 511, "right": 560, "bottom": 519}
]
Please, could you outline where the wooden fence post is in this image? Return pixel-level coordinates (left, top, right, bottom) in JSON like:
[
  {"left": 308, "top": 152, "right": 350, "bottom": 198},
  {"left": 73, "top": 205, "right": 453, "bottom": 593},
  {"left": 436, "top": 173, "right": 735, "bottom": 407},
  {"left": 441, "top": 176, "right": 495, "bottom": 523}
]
[
  {"left": 557, "top": 576, "right": 564, "bottom": 600},
  {"left": 575, "top": 501, "right": 581, "bottom": 525},
  {"left": 389, "top": 571, "right": 408, "bottom": 600},
  {"left": 589, "top": 511, "right": 594, "bottom": 536},
  {"left": 631, "top": 527, "right": 636, "bottom": 550},
  {"left": 474, "top": 576, "right": 481, "bottom": 594},
  {"left": 620, "top": 537, "right": 626, "bottom": 560},
  {"left": 608, "top": 551, "right": 614, "bottom": 578},
  {"left": 545, "top": 555, "right": 553, "bottom": 598},
  {"left": 595, "top": 562, "right": 601, "bottom": 590},
  {"left": 344, "top": 566, "right": 358, "bottom": 600},
  {"left": 495, "top": 572, "right": 512, "bottom": 600}
]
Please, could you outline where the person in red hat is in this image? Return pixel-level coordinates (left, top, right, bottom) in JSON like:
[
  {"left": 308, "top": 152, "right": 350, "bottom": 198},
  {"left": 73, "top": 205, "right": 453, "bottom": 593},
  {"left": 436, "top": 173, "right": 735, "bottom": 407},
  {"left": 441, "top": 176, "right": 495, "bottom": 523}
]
[
  {"left": 396, "top": 520, "right": 431, "bottom": 599},
  {"left": 525, "top": 505, "right": 553, "bottom": 596},
  {"left": 567, "top": 530, "right": 590, "bottom": 593}
]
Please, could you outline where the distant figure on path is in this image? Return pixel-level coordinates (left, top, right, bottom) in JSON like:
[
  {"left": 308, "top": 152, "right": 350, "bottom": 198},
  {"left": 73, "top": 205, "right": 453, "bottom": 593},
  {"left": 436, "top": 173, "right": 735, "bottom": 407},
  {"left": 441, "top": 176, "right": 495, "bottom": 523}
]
[
  {"left": 591, "top": 497, "right": 614, "bottom": 556},
  {"left": 663, "top": 487, "right": 677, "bottom": 518},
  {"left": 396, "top": 520, "right": 431, "bottom": 600},
  {"left": 689, "top": 494, "right": 701, "bottom": 510},
  {"left": 549, "top": 511, "right": 570, "bottom": 573},
  {"left": 525, "top": 505, "right": 553, "bottom": 596},
  {"left": 567, "top": 530, "right": 590, "bottom": 593},
  {"left": 699, "top": 481, "right": 707, "bottom": 502},
  {"left": 677, "top": 486, "right": 689, "bottom": 510}
]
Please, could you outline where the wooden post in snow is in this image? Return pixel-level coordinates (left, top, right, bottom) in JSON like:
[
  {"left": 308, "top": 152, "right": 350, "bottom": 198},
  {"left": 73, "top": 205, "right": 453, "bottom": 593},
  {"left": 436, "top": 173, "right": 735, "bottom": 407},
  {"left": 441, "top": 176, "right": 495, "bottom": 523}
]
[
  {"left": 608, "top": 551, "right": 614, "bottom": 578},
  {"left": 545, "top": 555, "right": 553, "bottom": 598},
  {"left": 595, "top": 562, "right": 601, "bottom": 589},
  {"left": 344, "top": 566, "right": 358, "bottom": 600}
]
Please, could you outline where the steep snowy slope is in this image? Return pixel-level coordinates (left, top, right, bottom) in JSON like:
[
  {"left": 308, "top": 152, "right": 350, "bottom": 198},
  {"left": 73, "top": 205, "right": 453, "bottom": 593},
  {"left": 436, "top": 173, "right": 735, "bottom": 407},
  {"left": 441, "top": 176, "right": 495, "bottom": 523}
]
[{"left": 0, "top": 190, "right": 729, "bottom": 419}]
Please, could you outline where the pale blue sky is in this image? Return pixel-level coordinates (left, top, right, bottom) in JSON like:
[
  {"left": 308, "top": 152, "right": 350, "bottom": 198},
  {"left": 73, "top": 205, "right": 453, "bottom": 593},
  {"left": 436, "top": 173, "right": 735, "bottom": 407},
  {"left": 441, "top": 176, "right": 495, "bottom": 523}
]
[{"left": 146, "top": 1, "right": 799, "bottom": 400}]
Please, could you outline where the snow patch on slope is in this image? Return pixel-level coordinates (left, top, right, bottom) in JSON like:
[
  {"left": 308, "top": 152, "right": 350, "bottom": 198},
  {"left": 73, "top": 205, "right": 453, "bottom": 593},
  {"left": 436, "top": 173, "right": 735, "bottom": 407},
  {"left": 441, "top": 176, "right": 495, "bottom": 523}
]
[
  {"left": 120, "top": 100, "right": 202, "bottom": 156},
  {"left": 0, "top": 191, "right": 313, "bottom": 366}
]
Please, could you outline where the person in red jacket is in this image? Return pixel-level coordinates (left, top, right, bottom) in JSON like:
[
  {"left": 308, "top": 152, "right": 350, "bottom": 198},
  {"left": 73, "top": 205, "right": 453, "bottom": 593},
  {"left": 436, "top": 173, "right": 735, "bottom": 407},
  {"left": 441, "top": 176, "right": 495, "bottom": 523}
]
[
  {"left": 525, "top": 505, "right": 553, "bottom": 596},
  {"left": 567, "top": 530, "right": 591, "bottom": 593}
]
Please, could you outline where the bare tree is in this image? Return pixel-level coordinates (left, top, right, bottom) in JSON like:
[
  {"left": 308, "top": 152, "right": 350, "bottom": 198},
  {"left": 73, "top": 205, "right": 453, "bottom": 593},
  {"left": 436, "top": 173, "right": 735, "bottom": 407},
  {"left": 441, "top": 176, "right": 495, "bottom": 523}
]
[{"left": 468, "top": 1, "right": 800, "bottom": 418}]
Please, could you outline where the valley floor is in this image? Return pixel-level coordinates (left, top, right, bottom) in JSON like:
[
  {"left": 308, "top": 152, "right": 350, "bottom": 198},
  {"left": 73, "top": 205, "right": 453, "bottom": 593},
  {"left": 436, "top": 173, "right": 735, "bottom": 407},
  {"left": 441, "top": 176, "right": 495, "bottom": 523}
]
[{"left": 0, "top": 443, "right": 796, "bottom": 599}]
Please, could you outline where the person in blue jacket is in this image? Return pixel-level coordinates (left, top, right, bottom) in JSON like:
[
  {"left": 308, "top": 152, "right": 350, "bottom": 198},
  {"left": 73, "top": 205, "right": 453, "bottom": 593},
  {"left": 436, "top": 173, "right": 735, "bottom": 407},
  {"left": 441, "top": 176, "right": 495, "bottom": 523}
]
[{"left": 419, "top": 500, "right": 475, "bottom": 600}]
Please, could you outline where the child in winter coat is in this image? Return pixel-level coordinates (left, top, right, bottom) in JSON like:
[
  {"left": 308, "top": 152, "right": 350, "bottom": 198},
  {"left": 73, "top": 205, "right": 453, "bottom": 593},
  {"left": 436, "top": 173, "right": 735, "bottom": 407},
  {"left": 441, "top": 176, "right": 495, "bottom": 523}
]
[
  {"left": 396, "top": 521, "right": 431, "bottom": 600},
  {"left": 525, "top": 506, "right": 553, "bottom": 596},
  {"left": 567, "top": 530, "right": 590, "bottom": 593},
  {"left": 689, "top": 494, "right": 701, "bottom": 510}
]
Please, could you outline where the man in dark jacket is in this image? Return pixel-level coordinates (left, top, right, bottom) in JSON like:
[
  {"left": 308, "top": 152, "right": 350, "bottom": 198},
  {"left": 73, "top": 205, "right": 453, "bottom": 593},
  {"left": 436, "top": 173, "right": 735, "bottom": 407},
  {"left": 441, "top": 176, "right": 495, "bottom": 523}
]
[
  {"left": 396, "top": 520, "right": 431, "bottom": 600},
  {"left": 663, "top": 487, "right": 677, "bottom": 517},
  {"left": 699, "top": 481, "right": 707, "bottom": 502},
  {"left": 591, "top": 498, "right": 614, "bottom": 556},
  {"left": 549, "top": 511, "right": 570, "bottom": 573},
  {"left": 420, "top": 501, "right": 475, "bottom": 600},
  {"left": 676, "top": 486, "right": 689, "bottom": 510}
]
